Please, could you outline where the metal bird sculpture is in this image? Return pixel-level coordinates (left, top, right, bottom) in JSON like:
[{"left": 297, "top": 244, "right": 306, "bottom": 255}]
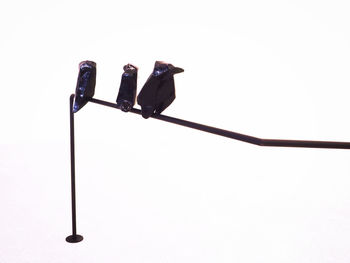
[
  {"left": 116, "top": 64, "right": 138, "bottom": 112},
  {"left": 137, "top": 61, "right": 184, "bottom": 119},
  {"left": 73, "top": 61, "right": 97, "bottom": 113}
]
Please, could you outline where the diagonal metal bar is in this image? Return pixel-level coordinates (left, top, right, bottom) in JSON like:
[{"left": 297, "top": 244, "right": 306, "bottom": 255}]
[{"left": 89, "top": 97, "right": 350, "bottom": 150}]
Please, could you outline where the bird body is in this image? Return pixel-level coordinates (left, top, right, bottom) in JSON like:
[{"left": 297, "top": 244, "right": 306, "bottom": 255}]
[{"left": 137, "top": 61, "right": 184, "bottom": 119}]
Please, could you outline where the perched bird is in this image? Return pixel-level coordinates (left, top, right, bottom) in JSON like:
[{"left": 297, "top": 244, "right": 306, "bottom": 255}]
[
  {"left": 116, "top": 64, "right": 138, "bottom": 112},
  {"left": 73, "top": 61, "right": 96, "bottom": 113},
  {"left": 137, "top": 61, "right": 184, "bottom": 119}
]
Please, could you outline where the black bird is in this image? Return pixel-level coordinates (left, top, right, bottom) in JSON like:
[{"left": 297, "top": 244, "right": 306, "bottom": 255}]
[
  {"left": 73, "top": 61, "right": 96, "bottom": 113},
  {"left": 116, "top": 64, "right": 138, "bottom": 112},
  {"left": 137, "top": 61, "right": 184, "bottom": 119}
]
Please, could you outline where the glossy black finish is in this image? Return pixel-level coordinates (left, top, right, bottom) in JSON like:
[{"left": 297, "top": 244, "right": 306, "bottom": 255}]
[
  {"left": 137, "top": 61, "right": 184, "bottom": 119},
  {"left": 66, "top": 94, "right": 83, "bottom": 243},
  {"left": 73, "top": 61, "right": 96, "bottom": 113},
  {"left": 89, "top": 97, "right": 350, "bottom": 149},
  {"left": 66, "top": 234, "right": 83, "bottom": 243},
  {"left": 116, "top": 64, "right": 138, "bottom": 112}
]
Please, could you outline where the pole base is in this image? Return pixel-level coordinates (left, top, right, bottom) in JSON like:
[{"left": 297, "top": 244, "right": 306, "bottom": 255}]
[{"left": 66, "top": 234, "right": 83, "bottom": 243}]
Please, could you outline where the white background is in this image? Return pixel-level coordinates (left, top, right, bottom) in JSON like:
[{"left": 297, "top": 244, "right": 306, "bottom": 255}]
[{"left": 1, "top": 0, "right": 350, "bottom": 262}]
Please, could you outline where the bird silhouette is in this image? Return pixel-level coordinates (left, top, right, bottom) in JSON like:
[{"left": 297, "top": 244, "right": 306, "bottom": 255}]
[
  {"left": 73, "top": 61, "right": 96, "bottom": 113},
  {"left": 116, "top": 64, "right": 138, "bottom": 112},
  {"left": 137, "top": 61, "right": 183, "bottom": 119}
]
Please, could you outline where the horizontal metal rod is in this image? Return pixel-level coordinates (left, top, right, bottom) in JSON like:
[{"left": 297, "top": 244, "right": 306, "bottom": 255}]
[{"left": 89, "top": 97, "right": 350, "bottom": 150}]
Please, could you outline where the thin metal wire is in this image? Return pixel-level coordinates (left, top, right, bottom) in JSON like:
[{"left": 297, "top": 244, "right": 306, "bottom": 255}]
[
  {"left": 88, "top": 97, "right": 350, "bottom": 150},
  {"left": 66, "top": 94, "right": 83, "bottom": 243}
]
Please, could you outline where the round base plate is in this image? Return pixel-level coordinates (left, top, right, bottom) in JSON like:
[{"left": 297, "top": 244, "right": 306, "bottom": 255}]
[{"left": 66, "top": 234, "right": 83, "bottom": 243}]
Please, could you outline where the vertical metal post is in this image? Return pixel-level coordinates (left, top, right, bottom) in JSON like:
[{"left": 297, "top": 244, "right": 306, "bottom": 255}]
[{"left": 66, "top": 94, "right": 83, "bottom": 243}]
